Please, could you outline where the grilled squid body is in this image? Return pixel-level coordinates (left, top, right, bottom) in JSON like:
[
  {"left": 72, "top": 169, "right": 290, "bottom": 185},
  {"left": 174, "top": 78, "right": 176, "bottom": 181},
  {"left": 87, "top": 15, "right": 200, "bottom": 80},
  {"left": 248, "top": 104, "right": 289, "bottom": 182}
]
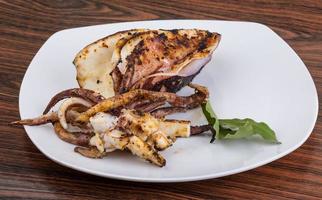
[
  {"left": 87, "top": 110, "right": 190, "bottom": 167},
  {"left": 74, "top": 29, "right": 221, "bottom": 96}
]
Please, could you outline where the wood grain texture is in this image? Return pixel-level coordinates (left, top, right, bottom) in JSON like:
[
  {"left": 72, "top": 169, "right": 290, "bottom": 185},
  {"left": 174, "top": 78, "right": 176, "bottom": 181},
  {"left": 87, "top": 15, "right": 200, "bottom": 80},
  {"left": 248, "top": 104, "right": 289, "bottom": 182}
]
[{"left": 1, "top": 0, "right": 321, "bottom": 199}]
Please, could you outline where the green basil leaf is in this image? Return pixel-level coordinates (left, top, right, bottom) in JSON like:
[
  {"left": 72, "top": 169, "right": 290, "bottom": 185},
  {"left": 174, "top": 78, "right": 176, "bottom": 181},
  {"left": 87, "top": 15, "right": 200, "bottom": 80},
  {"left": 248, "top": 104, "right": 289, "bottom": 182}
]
[
  {"left": 251, "top": 120, "right": 281, "bottom": 144},
  {"left": 220, "top": 118, "right": 280, "bottom": 143},
  {"left": 201, "top": 101, "right": 220, "bottom": 143},
  {"left": 219, "top": 118, "right": 250, "bottom": 131},
  {"left": 217, "top": 127, "right": 235, "bottom": 139},
  {"left": 201, "top": 101, "right": 280, "bottom": 143}
]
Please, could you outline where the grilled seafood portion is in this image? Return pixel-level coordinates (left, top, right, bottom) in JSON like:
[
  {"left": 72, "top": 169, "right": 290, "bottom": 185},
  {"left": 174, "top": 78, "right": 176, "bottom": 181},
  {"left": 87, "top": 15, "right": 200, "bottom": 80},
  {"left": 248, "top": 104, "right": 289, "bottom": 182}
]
[
  {"left": 12, "top": 86, "right": 211, "bottom": 167},
  {"left": 13, "top": 28, "right": 220, "bottom": 167},
  {"left": 74, "top": 29, "right": 220, "bottom": 96}
]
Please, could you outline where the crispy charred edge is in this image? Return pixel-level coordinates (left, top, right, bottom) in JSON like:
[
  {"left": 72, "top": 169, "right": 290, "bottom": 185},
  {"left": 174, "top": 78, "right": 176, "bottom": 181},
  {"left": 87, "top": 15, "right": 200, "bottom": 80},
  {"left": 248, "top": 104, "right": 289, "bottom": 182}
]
[
  {"left": 43, "top": 88, "right": 105, "bottom": 114},
  {"left": 110, "top": 29, "right": 158, "bottom": 94},
  {"left": 113, "top": 30, "right": 158, "bottom": 66},
  {"left": 74, "top": 146, "right": 107, "bottom": 158},
  {"left": 126, "top": 135, "right": 166, "bottom": 167},
  {"left": 110, "top": 31, "right": 152, "bottom": 94},
  {"left": 159, "top": 29, "right": 181, "bottom": 34},
  {"left": 190, "top": 125, "right": 212, "bottom": 135},
  {"left": 110, "top": 67, "right": 123, "bottom": 95},
  {"left": 119, "top": 31, "right": 171, "bottom": 93},
  {"left": 73, "top": 29, "right": 148, "bottom": 65},
  {"left": 151, "top": 106, "right": 187, "bottom": 118},
  {"left": 118, "top": 39, "right": 146, "bottom": 94},
  {"left": 11, "top": 112, "right": 58, "bottom": 126},
  {"left": 119, "top": 65, "right": 134, "bottom": 94},
  {"left": 113, "top": 31, "right": 159, "bottom": 66},
  {"left": 197, "top": 31, "right": 215, "bottom": 51},
  {"left": 122, "top": 37, "right": 162, "bottom": 92},
  {"left": 76, "top": 83, "right": 209, "bottom": 122},
  {"left": 53, "top": 122, "right": 92, "bottom": 146}
]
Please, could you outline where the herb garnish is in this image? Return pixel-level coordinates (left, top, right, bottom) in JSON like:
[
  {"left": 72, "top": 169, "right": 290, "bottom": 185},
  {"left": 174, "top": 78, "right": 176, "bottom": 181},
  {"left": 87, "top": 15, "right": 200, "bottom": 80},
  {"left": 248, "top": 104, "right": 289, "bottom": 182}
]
[{"left": 202, "top": 101, "right": 280, "bottom": 144}]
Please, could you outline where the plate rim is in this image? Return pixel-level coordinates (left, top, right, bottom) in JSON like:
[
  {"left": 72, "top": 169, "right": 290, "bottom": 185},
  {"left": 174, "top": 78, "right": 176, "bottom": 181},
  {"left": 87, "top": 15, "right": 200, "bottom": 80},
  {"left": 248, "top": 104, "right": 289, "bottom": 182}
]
[{"left": 19, "top": 19, "right": 319, "bottom": 182}]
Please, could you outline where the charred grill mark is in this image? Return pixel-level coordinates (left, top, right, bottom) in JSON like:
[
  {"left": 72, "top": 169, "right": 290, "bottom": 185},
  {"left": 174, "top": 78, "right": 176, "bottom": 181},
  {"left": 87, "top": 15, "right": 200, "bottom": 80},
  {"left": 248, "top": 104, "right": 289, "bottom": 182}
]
[
  {"left": 197, "top": 33, "right": 213, "bottom": 51},
  {"left": 113, "top": 32, "right": 156, "bottom": 89},
  {"left": 119, "top": 66, "right": 134, "bottom": 93},
  {"left": 198, "top": 40, "right": 208, "bottom": 51},
  {"left": 157, "top": 33, "right": 168, "bottom": 41},
  {"left": 73, "top": 29, "right": 148, "bottom": 65},
  {"left": 110, "top": 67, "right": 123, "bottom": 94},
  {"left": 169, "top": 29, "right": 179, "bottom": 34},
  {"left": 120, "top": 40, "right": 146, "bottom": 93},
  {"left": 101, "top": 43, "right": 108, "bottom": 48}
]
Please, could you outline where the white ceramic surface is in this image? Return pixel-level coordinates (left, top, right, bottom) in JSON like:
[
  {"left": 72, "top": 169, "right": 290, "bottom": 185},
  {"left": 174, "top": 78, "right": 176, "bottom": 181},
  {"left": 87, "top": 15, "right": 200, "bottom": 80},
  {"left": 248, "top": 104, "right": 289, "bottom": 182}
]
[{"left": 19, "top": 20, "right": 318, "bottom": 182}]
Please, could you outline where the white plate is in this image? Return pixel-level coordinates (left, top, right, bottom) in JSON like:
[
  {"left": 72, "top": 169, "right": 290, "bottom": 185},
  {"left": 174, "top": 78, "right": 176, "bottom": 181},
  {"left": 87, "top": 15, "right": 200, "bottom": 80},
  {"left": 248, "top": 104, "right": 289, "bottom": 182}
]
[{"left": 19, "top": 20, "right": 318, "bottom": 182}]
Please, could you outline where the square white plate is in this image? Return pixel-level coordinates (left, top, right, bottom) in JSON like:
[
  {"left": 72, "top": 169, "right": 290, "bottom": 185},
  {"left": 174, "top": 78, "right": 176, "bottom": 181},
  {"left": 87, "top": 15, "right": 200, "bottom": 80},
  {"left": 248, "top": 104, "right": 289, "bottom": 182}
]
[{"left": 19, "top": 20, "right": 318, "bottom": 182}]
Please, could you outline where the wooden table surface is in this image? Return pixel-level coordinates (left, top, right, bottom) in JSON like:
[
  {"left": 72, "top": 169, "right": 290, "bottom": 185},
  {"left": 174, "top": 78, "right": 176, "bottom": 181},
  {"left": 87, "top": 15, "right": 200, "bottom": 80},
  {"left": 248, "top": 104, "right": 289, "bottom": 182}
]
[{"left": 1, "top": 0, "right": 321, "bottom": 199}]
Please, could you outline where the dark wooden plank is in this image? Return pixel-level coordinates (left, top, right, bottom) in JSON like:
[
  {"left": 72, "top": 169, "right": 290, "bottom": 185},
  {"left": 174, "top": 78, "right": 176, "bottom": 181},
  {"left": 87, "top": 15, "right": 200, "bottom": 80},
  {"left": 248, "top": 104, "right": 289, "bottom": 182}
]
[{"left": 0, "top": 0, "right": 321, "bottom": 199}]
